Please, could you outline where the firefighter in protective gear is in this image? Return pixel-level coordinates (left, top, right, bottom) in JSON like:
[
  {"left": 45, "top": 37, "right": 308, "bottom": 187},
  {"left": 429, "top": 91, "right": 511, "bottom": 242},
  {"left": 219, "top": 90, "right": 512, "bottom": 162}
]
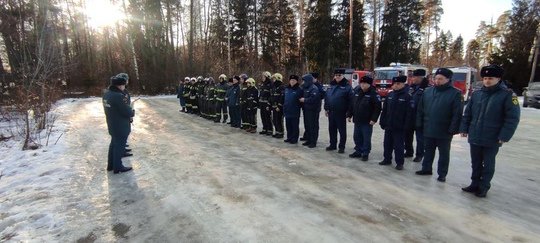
[
  {"left": 189, "top": 77, "right": 199, "bottom": 114},
  {"left": 270, "top": 73, "right": 285, "bottom": 138},
  {"left": 206, "top": 77, "right": 217, "bottom": 120},
  {"left": 239, "top": 74, "right": 249, "bottom": 129},
  {"left": 245, "top": 78, "right": 259, "bottom": 133},
  {"left": 177, "top": 77, "right": 188, "bottom": 112},
  {"left": 197, "top": 77, "right": 206, "bottom": 117},
  {"left": 259, "top": 71, "right": 274, "bottom": 135},
  {"left": 184, "top": 78, "right": 193, "bottom": 113},
  {"left": 215, "top": 74, "right": 229, "bottom": 123}
]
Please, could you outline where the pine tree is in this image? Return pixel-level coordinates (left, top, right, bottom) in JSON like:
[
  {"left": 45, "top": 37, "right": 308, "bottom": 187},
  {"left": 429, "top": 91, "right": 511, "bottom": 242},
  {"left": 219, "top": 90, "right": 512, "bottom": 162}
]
[
  {"left": 465, "top": 39, "right": 481, "bottom": 69},
  {"left": 448, "top": 35, "right": 464, "bottom": 66},
  {"left": 490, "top": 0, "right": 540, "bottom": 91},
  {"left": 304, "top": 0, "right": 333, "bottom": 76},
  {"left": 376, "top": 0, "right": 422, "bottom": 66}
]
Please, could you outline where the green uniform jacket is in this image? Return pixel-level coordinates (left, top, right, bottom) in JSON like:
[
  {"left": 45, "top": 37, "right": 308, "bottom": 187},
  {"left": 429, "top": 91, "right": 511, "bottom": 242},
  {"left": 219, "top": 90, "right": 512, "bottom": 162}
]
[
  {"left": 459, "top": 81, "right": 520, "bottom": 147},
  {"left": 103, "top": 86, "right": 135, "bottom": 137},
  {"left": 416, "top": 82, "right": 463, "bottom": 139}
]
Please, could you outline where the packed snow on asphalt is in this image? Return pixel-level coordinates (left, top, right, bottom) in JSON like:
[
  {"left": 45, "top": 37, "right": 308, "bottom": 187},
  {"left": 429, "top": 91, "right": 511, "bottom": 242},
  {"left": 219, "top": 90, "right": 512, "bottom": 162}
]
[{"left": 1, "top": 96, "right": 539, "bottom": 242}]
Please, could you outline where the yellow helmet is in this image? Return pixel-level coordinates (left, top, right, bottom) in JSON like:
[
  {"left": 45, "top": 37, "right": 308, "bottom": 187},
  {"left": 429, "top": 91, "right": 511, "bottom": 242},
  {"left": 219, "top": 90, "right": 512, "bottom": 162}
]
[
  {"left": 262, "top": 71, "right": 272, "bottom": 78},
  {"left": 272, "top": 73, "right": 283, "bottom": 81},
  {"left": 219, "top": 74, "right": 227, "bottom": 81},
  {"left": 246, "top": 78, "right": 256, "bottom": 85}
]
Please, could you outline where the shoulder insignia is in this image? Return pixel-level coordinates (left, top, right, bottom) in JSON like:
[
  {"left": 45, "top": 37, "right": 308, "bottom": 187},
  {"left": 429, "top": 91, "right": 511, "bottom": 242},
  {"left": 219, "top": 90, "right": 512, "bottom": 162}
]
[{"left": 512, "top": 96, "right": 519, "bottom": 105}]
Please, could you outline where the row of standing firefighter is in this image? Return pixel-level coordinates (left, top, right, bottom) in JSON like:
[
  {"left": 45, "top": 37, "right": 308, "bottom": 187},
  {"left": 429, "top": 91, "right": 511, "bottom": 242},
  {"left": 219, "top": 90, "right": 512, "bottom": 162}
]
[{"left": 176, "top": 65, "right": 520, "bottom": 198}]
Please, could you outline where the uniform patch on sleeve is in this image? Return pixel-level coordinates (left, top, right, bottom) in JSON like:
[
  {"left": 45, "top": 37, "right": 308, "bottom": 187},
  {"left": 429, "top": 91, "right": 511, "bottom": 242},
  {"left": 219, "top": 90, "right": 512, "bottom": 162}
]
[{"left": 512, "top": 96, "right": 519, "bottom": 105}]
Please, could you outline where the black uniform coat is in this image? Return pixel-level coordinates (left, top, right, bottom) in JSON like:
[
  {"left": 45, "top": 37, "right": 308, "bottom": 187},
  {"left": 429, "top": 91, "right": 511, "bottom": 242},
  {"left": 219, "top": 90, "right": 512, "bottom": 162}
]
[{"left": 349, "top": 86, "right": 382, "bottom": 124}]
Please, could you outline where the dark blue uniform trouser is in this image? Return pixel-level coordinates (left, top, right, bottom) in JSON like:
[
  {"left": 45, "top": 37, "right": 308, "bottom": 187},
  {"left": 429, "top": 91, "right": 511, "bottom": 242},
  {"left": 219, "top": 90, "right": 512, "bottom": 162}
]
[
  {"left": 383, "top": 129, "right": 405, "bottom": 165},
  {"left": 328, "top": 111, "right": 347, "bottom": 149},
  {"left": 303, "top": 109, "right": 320, "bottom": 146},
  {"left": 108, "top": 134, "right": 128, "bottom": 171},
  {"left": 405, "top": 129, "right": 425, "bottom": 157},
  {"left": 285, "top": 117, "right": 300, "bottom": 142},
  {"left": 353, "top": 122, "right": 373, "bottom": 155},
  {"left": 422, "top": 137, "right": 452, "bottom": 177},
  {"left": 179, "top": 98, "right": 186, "bottom": 108},
  {"left": 229, "top": 105, "right": 241, "bottom": 127},
  {"left": 470, "top": 144, "right": 499, "bottom": 191}
]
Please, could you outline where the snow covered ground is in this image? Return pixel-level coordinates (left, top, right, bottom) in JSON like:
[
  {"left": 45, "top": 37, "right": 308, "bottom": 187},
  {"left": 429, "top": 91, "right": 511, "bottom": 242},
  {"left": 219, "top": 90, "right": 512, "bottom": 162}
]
[{"left": 1, "top": 96, "right": 539, "bottom": 242}]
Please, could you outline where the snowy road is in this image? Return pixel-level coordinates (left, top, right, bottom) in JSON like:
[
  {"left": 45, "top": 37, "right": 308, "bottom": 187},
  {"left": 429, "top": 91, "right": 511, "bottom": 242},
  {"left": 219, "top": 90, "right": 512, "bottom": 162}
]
[{"left": 1, "top": 96, "right": 540, "bottom": 242}]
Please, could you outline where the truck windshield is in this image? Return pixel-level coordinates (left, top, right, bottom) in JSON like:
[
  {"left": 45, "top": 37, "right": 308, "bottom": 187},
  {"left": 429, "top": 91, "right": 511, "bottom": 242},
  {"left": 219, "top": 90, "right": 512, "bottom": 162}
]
[
  {"left": 375, "top": 70, "right": 399, "bottom": 80},
  {"left": 452, "top": 73, "right": 467, "bottom": 81}
]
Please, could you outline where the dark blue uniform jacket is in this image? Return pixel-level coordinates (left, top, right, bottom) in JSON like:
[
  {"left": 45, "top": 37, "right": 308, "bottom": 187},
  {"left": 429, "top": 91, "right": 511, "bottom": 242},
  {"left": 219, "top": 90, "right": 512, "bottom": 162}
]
[
  {"left": 416, "top": 82, "right": 463, "bottom": 139},
  {"left": 324, "top": 78, "right": 353, "bottom": 114},
  {"left": 380, "top": 87, "right": 413, "bottom": 131},
  {"left": 103, "top": 86, "right": 135, "bottom": 137},
  {"left": 284, "top": 84, "right": 303, "bottom": 118},
  {"left": 460, "top": 81, "right": 520, "bottom": 147}
]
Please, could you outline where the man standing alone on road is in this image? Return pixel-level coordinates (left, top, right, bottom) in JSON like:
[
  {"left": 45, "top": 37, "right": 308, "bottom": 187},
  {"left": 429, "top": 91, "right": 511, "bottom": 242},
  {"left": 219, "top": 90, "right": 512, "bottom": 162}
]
[
  {"left": 415, "top": 68, "right": 463, "bottom": 182},
  {"left": 459, "top": 64, "right": 520, "bottom": 197},
  {"left": 103, "top": 76, "right": 135, "bottom": 174}
]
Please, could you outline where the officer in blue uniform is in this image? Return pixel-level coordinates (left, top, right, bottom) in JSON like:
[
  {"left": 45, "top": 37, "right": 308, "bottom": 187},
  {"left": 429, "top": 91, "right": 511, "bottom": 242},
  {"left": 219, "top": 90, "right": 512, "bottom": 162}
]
[
  {"left": 300, "top": 74, "right": 321, "bottom": 148},
  {"left": 103, "top": 76, "right": 135, "bottom": 174},
  {"left": 283, "top": 75, "right": 303, "bottom": 144},
  {"left": 415, "top": 68, "right": 463, "bottom": 182},
  {"left": 460, "top": 64, "right": 520, "bottom": 197},
  {"left": 301, "top": 72, "right": 325, "bottom": 141},
  {"left": 324, "top": 68, "right": 353, "bottom": 153},
  {"left": 227, "top": 76, "right": 242, "bottom": 128},
  {"left": 405, "top": 69, "right": 428, "bottom": 162},
  {"left": 348, "top": 76, "right": 382, "bottom": 161},
  {"left": 379, "top": 75, "right": 413, "bottom": 170}
]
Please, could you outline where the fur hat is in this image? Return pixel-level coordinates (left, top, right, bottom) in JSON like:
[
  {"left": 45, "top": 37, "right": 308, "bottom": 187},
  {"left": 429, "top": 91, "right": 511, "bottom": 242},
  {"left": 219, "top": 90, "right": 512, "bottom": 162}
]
[
  {"left": 481, "top": 64, "right": 504, "bottom": 78},
  {"left": 435, "top": 68, "right": 453, "bottom": 79}
]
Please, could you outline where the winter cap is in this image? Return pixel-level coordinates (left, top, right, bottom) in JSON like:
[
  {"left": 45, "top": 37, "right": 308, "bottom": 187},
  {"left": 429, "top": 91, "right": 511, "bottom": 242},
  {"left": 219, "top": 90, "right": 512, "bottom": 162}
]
[
  {"left": 240, "top": 73, "right": 249, "bottom": 80},
  {"left": 289, "top": 75, "right": 300, "bottom": 81},
  {"left": 273, "top": 73, "right": 283, "bottom": 81},
  {"left": 233, "top": 75, "right": 241, "bottom": 82},
  {"left": 435, "top": 68, "right": 453, "bottom": 80},
  {"left": 302, "top": 74, "right": 314, "bottom": 83},
  {"left": 413, "top": 69, "right": 426, "bottom": 77},
  {"left": 392, "top": 75, "right": 407, "bottom": 83},
  {"left": 310, "top": 72, "right": 319, "bottom": 79},
  {"left": 116, "top": 73, "right": 129, "bottom": 81},
  {"left": 263, "top": 71, "right": 272, "bottom": 78},
  {"left": 360, "top": 76, "right": 373, "bottom": 84},
  {"left": 481, "top": 64, "right": 504, "bottom": 78},
  {"left": 111, "top": 76, "right": 127, "bottom": 86},
  {"left": 334, "top": 68, "right": 346, "bottom": 75}
]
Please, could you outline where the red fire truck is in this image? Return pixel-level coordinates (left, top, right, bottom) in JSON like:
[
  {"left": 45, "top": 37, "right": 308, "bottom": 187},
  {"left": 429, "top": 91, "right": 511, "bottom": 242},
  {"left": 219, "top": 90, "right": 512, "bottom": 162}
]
[
  {"left": 431, "top": 66, "right": 477, "bottom": 101},
  {"left": 343, "top": 69, "right": 372, "bottom": 88},
  {"left": 374, "top": 63, "right": 428, "bottom": 97}
]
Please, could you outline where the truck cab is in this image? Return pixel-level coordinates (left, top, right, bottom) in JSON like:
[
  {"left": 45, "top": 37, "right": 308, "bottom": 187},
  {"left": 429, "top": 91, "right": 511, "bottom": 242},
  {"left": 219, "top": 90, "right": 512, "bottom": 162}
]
[{"left": 374, "top": 63, "right": 428, "bottom": 97}]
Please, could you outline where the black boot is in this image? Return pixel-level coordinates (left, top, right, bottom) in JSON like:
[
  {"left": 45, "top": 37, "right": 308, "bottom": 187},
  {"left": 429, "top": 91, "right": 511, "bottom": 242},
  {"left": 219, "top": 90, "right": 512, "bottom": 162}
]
[
  {"left": 114, "top": 166, "right": 133, "bottom": 174},
  {"left": 462, "top": 185, "right": 479, "bottom": 193}
]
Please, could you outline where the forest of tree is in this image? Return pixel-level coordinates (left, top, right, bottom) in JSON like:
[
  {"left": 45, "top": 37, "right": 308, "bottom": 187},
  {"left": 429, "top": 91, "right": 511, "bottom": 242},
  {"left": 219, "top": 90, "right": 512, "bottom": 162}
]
[{"left": 0, "top": 0, "right": 538, "bottom": 99}]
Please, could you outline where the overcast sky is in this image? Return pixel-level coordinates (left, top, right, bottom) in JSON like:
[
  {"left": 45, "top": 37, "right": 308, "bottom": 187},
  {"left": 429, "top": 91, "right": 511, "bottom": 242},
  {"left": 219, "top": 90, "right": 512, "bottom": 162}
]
[{"left": 439, "top": 0, "right": 513, "bottom": 43}]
